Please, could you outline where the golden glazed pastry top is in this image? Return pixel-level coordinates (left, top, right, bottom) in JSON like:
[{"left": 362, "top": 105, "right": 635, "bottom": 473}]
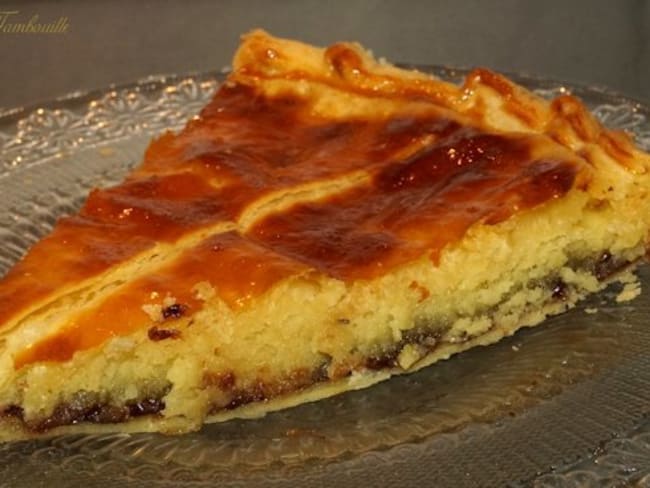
[{"left": 1, "top": 30, "right": 648, "bottom": 368}]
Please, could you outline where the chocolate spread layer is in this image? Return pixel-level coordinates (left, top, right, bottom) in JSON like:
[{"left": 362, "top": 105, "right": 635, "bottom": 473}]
[{"left": 1, "top": 389, "right": 169, "bottom": 433}]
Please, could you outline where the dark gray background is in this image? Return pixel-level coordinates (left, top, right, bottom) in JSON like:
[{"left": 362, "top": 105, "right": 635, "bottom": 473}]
[{"left": 0, "top": 0, "right": 649, "bottom": 110}]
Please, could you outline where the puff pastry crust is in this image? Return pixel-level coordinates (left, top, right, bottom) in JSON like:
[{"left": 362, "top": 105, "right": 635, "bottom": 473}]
[{"left": 0, "top": 30, "right": 649, "bottom": 441}]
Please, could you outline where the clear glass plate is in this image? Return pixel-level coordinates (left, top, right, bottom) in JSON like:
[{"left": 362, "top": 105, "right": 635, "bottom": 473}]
[{"left": 1, "top": 67, "right": 650, "bottom": 488}]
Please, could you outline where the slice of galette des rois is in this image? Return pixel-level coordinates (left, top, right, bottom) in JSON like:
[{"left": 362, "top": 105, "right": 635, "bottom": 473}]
[{"left": 1, "top": 30, "right": 649, "bottom": 441}]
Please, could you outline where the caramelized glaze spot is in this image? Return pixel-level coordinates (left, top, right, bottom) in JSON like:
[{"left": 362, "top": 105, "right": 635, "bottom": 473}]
[
  {"left": 251, "top": 131, "right": 579, "bottom": 278},
  {"left": 326, "top": 44, "right": 364, "bottom": 78}
]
